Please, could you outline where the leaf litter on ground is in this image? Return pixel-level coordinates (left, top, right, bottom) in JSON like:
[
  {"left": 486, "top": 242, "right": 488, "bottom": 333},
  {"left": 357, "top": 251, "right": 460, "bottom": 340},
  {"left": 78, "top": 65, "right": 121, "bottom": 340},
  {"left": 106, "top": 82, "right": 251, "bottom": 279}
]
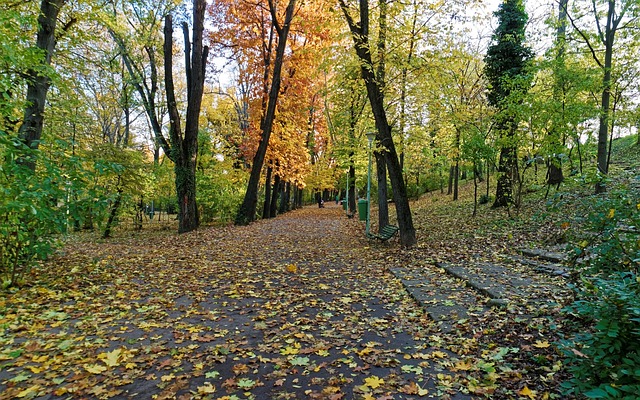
[{"left": 1, "top": 183, "right": 576, "bottom": 399}]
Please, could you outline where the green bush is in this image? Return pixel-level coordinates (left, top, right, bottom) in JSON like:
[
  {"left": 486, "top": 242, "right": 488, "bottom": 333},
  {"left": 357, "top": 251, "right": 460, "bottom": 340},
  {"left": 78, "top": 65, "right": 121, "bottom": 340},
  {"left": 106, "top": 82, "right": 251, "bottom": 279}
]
[
  {"left": 561, "top": 273, "right": 640, "bottom": 399},
  {"left": 197, "top": 167, "right": 246, "bottom": 224},
  {"left": 0, "top": 136, "right": 67, "bottom": 288},
  {"left": 567, "top": 188, "right": 639, "bottom": 276},
  {"left": 561, "top": 188, "right": 640, "bottom": 398}
]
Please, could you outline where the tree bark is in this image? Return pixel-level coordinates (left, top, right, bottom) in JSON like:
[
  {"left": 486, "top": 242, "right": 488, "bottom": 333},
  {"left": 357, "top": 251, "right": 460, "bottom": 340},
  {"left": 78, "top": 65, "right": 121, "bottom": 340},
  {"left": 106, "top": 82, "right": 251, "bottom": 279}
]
[
  {"left": 453, "top": 161, "right": 459, "bottom": 201},
  {"left": 18, "top": 0, "right": 66, "bottom": 170},
  {"left": 547, "top": 0, "right": 567, "bottom": 189},
  {"left": 348, "top": 163, "right": 356, "bottom": 214},
  {"left": 493, "top": 140, "right": 516, "bottom": 208},
  {"left": 103, "top": 182, "right": 123, "bottom": 239},
  {"left": 269, "top": 174, "right": 280, "bottom": 218},
  {"left": 375, "top": 151, "right": 389, "bottom": 228},
  {"left": 339, "top": 0, "right": 416, "bottom": 247},
  {"left": 235, "top": 0, "right": 296, "bottom": 225},
  {"left": 263, "top": 165, "right": 272, "bottom": 219},
  {"left": 164, "top": 0, "right": 208, "bottom": 234}
]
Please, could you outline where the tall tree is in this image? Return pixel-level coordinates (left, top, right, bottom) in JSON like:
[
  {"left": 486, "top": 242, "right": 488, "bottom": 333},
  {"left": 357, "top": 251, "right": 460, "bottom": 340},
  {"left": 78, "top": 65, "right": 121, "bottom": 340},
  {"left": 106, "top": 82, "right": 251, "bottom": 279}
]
[
  {"left": 234, "top": 0, "right": 297, "bottom": 225},
  {"left": 564, "top": 0, "right": 638, "bottom": 193},
  {"left": 339, "top": 0, "right": 416, "bottom": 247},
  {"left": 547, "top": 0, "right": 569, "bottom": 189},
  {"left": 164, "top": 0, "right": 209, "bottom": 233},
  {"left": 483, "top": 0, "right": 532, "bottom": 208},
  {"left": 18, "top": 0, "right": 67, "bottom": 171},
  {"left": 103, "top": 0, "right": 177, "bottom": 164}
]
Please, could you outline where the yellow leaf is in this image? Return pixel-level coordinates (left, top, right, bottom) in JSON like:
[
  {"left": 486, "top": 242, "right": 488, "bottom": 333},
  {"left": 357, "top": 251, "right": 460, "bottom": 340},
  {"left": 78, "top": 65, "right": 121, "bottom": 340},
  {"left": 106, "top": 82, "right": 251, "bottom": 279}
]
[
  {"left": 454, "top": 359, "right": 473, "bottom": 371},
  {"left": 27, "top": 365, "right": 45, "bottom": 374},
  {"left": 607, "top": 209, "right": 615, "bottom": 219},
  {"left": 636, "top": 203, "right": 640, "bottom": 211},
  {"left": 161, "top": 373, "right": 175, "bottom": 382},
  {"left": 17, "top": 385, "right": 41, "bottom": 398},
  {"left": 286, "top": 264, "right": 298, "bottom": 273},
  {"left": 518, "top": 386, "right": 536, "bottom": 399},
  {"left": 362, "top": 394, "right": 376, "bottom": 400},
  {"left": 533, "top": 340, "right": 551, "bottom": 348},
  {"left": 364, "top": 375, "right": 384, "bottom": 389},
  {"left": 101, "top": 348, "right": 121, "bottom": 367},
  {"left": 197, "top": 383, "right": 216, "bottom": 394},
  {"left": 84, "top": 364, "right": 107, "bottom": 374},
  {"left": 430, "top": 350, "right": 447, "bottom": 358},
  {"left": 281, "top": 342, "right": 301, "bottom": 355},
  {"left": 194, "top": 362, "right": 204, "bottom": 370},
  {"left": 32, "top": 355, "right": 48, "bottom": 363},
  {"left": 315, "top": 349, "right": 329, "bottom": 357}
]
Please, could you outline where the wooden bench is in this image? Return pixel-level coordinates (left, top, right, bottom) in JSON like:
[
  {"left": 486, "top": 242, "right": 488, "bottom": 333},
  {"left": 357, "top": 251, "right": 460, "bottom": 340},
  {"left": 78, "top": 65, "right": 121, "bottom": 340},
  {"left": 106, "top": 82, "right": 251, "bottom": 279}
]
[{"left": 367, "top": 225, "right": 399, "bottom": 241}]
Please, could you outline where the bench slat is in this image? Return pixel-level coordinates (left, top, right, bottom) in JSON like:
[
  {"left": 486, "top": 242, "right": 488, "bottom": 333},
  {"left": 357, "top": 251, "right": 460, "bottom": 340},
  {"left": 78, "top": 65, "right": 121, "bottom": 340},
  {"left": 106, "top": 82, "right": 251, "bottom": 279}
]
[{"left": 367, "top": 225, "right": 399, "bottom": 241}]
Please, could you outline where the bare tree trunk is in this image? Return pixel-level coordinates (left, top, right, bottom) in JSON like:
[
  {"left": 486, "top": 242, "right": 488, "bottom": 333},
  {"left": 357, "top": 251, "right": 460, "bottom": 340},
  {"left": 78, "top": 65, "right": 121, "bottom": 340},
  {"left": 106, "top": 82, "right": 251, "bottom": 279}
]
[
  {"left": 263, "top": 165, "right": 272, "bottom": 219},
  {"left": 348, "top": 161, "right": 356, "bottom": 215},
  {"left": 447, "top": 165, "right": 454, "bottom": 195},
  {"left": 269, "top": 174, "right": 280, "bottom": 218},
  {"left": 453, "top": 161, "right": 459, "bottom": 201},
  {"left": 375, "top": 151, "right": 389, "bottom": 228}
]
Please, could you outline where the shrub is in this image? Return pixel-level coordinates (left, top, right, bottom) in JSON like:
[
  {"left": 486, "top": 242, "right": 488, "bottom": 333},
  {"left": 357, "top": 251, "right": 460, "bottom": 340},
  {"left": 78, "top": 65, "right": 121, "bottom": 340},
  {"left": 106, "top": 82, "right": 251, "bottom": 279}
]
[
  {"left": 561, "top": 273, "right": 640, "bottom": 399},
  {"left": 0, "top": 137, "right": 67, "bottom": 288},
  {"left": 561, "top": 188, "right": 640, "bottom": 398}
]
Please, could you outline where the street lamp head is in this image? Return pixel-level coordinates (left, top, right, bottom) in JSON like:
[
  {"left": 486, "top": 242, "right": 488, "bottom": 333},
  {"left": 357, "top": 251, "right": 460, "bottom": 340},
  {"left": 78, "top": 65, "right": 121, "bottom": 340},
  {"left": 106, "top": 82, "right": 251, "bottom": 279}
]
[{"left": 366, "top": 131, "right": 376, "bottom": 146}]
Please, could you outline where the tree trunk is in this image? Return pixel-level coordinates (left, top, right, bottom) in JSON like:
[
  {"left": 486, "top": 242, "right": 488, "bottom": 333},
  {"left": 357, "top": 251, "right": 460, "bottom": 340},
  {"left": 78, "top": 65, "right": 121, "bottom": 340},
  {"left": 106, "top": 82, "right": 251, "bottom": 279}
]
[
  {"left": 296, "top": 186, "right": 303, "bottom": 208},
  {"left": 284, "top": 182, "right": 291, "bottom": 212},
  {"left": 493, "top": 143, "right": 516, "bottom": 208},
  {"left": 547, "top": 0, "right": 567, "bottom": 189},
  {"left": 348, "top": 163, "right": 356, "bottom": 214},
  {"left": 453, "top": 161, "right": 459, "bottom": 201},
  {"left": 163, "top": 0, "right": 208, "bottom": 234},
  {"left": 269, "top": 174, "right": 280, "bottom": 218},
  {"left": 339, "top": 0, "right": 416, "bottom": 247},
  {"left": 375, "top": 151, "right": 389, "bottom": 228},
  {"left": 447, "top": 165, "right": 454, "bottom": 195},
  {"left": 103, "top": 184, "right": 123, "bottom": 239},
  {"left": 236, "top": 0, "right": 296, "bottom": 225},
  {"left": 18, "top": 0, "right": 66, "bottom": 170},
  {"left": 263, "top": 166, "right": 272, "bottom": 219}
]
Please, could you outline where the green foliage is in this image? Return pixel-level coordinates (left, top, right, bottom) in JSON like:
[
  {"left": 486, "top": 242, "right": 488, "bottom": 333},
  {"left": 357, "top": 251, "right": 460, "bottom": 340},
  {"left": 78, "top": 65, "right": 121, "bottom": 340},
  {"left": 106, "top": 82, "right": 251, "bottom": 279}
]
[
  {"left": 196, "top": 131, "right": 247, "bottom": 224},
  {"left": 483, "top": 0, "right": 533, "bottom": 109},
  {"left": 0, "top": 135, "right": 67, "bottom": 288},
  {"left": 561, "top": 187, "right": 640, "bottom": 397},
  {"left": 197, "top": 168, "right": 246, "bottom": 224},
  {"left": 561, "top": 273, "right": 640, "bottom": 399},
  {"left": 567, "top": 188, "right": 639, "bottom": 275}
]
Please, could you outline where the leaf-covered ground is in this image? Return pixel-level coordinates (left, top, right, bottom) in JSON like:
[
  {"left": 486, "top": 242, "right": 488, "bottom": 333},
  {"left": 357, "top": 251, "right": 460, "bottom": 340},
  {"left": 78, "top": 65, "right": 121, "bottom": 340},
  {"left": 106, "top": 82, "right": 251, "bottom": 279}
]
[{"left": 1, "top": 187, "right": 574, "bottom": 399}]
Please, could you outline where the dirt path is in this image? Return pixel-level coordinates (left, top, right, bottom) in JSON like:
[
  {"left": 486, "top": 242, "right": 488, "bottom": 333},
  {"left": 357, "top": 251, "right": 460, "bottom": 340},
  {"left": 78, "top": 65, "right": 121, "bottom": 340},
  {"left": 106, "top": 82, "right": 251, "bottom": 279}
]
[{"left": 1, "top": 203, "right": 475, "bottom": 399}]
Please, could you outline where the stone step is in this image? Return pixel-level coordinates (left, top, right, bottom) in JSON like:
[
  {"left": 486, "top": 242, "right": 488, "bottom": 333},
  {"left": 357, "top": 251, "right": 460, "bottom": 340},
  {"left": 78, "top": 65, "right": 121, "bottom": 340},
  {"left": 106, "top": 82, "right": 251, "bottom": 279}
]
[
  {"left": 519, "top": 248, "right": 567, "bottom": 263},
  {"left": 436, "top": 262, "right": 529, "bottom": 302},
  {"left": 390, "top": 266, "right": 487, "bottom": 333},
  {"left": 507, "top": 255, "right": 570, "bottom": 278}
]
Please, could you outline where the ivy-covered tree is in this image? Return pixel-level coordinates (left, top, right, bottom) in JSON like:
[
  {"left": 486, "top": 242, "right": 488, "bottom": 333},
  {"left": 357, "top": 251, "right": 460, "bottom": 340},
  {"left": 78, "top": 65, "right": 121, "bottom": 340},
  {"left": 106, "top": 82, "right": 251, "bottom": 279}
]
[{"left": 483, "top": 0, "right": 533, "bottom": 208}]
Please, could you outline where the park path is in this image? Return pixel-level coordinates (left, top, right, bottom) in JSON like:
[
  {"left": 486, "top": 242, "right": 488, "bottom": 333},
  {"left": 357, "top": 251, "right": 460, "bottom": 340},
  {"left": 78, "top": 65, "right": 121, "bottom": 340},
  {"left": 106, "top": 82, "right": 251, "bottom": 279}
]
[{"left": 1, "top": 203, "right": 475, "bottom": 399}]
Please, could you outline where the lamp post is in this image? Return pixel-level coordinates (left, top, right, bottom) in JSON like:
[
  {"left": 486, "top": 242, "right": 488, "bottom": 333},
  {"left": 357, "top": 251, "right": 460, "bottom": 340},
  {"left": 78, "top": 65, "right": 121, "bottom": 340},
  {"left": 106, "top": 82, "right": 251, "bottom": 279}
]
[
  {"left": 345, "top": 168, "right": 349, "bottom": 217},
  {"left": 365, "top": 131, "right": 376, "bottom": 236}
]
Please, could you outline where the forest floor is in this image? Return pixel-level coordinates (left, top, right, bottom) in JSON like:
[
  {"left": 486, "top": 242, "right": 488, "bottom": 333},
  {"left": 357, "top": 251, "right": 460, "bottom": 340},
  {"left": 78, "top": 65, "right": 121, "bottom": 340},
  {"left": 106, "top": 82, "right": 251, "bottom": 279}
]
[{"left": 0, "top": 179, "right": 579, "bottom": 400}]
